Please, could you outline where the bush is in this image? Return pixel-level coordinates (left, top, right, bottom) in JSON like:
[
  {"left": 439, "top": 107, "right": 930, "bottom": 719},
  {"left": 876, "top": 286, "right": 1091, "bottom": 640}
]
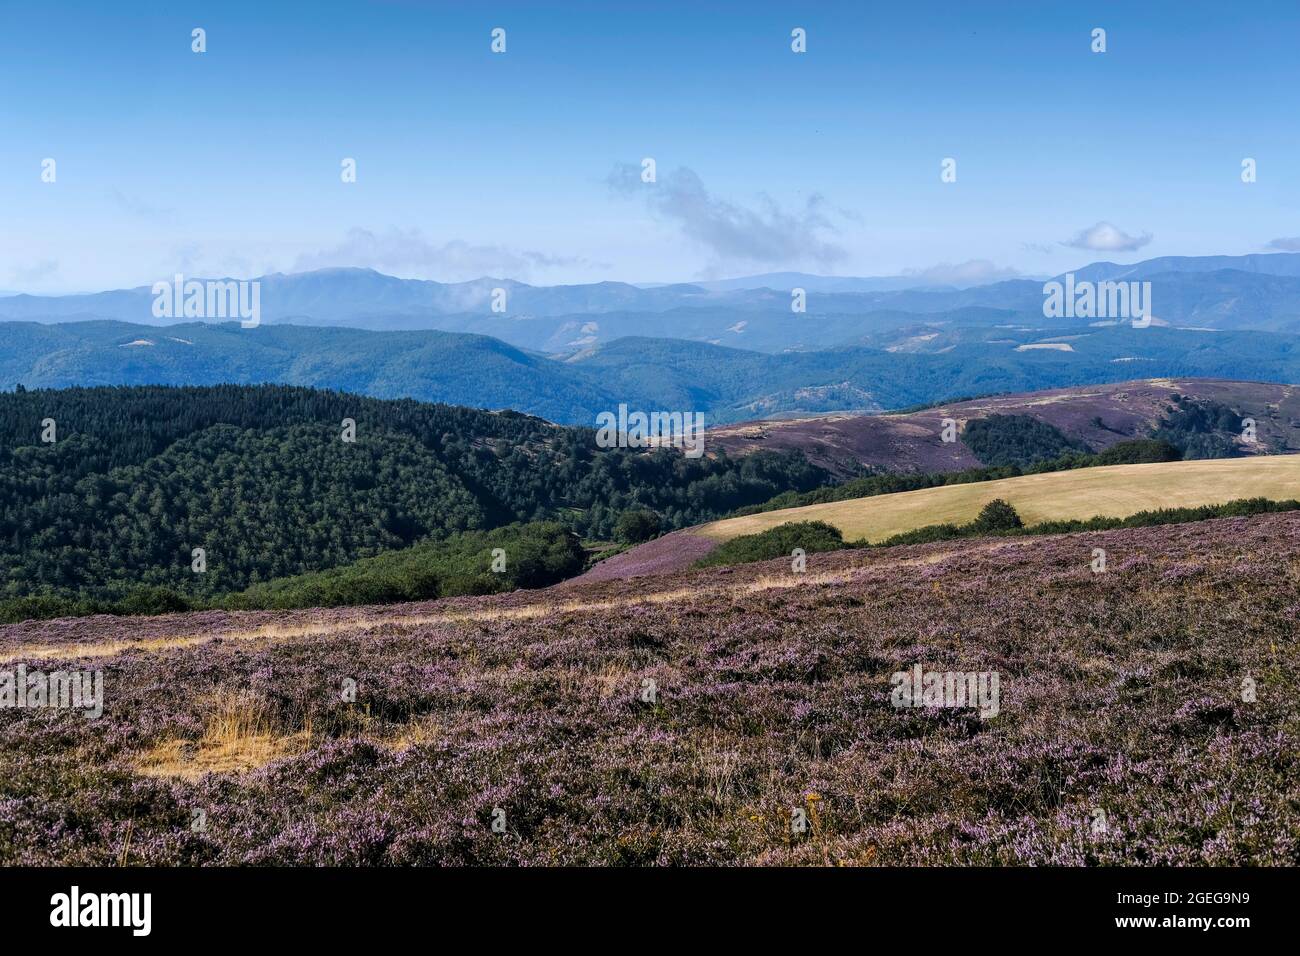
[
  {"left": 695, "top": 520, "right": 845, "bottom": 568},
  {"left": 614, "top": 510, "right": 662, "bottom": 544},
  {"left": 1153, "top": 397, "right": 1248, "bottom": 459},
  {"left": 229, "top": 522, "right": 585, "bottom": 612},
  {"left": 879, "top": 497, "right": 1300, "bottom": 548},
  {"left": 0, "top": 594, "right": 92, "bottom": 625},
  {"left": 115, "top": 586, "right": 192, "bottom": 616},
  {"left": 968, "top": 499, "right": 1023, "bottom": 534}
]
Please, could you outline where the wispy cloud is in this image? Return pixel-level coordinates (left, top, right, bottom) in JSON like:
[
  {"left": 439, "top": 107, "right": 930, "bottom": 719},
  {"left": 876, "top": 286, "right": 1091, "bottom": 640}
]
[
  {"left": 1266, "top": 236, "right": 1300, "bottom": 252},
  {"left": 111, "top": 188, "right": 174, "bottom": 223},
  {"left": 903, "top": 259, "right": 1021, "bottom": 286},
  {"left": 9, "top": 259, "right": 60, "bottom": 284},
  {"left": 1062, "top": 221, "right": 1152, "bottom": 253},
  {"left": 606, "top": 163, "right": 846, "bottom": 269},
  {"left": 294, "top": 227, "right": 604, "bottom": 281}
]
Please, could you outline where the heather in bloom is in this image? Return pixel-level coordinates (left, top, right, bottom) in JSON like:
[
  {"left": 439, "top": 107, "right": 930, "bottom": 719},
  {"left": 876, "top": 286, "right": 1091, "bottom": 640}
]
[{"left": 0, "top": 513, "right": 1297, "bottom": 866}]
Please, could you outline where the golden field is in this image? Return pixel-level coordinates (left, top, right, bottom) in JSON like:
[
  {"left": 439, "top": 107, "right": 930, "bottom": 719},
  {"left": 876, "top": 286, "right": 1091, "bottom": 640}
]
[{"left": 697, "top": 454, "right": 1300, "bottom": 543}]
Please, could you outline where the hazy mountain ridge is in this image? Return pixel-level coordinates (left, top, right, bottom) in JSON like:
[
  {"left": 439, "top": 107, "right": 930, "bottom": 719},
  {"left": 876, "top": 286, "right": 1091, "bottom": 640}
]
[
  {"left": 6, "top": 253, "right": 1300, "bottom": 350},
  {"left": 6, "top": 319, "right": 1300, "bottom": 426}
]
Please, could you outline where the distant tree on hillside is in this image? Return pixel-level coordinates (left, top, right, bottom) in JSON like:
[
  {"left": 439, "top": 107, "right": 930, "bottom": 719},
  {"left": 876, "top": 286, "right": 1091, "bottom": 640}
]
[
  {"left": 961, "top": 414, "right": 1087, "bottom": 467},
  {"left": 615, "top": 509, "right": 662, "bottom": 544},
  {"left": 969, "top": 499, "right": 1023, "bottom": 534}
]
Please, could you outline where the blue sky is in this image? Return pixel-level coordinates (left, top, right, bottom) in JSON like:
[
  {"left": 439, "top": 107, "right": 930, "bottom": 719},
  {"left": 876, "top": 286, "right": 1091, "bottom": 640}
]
[{"left": 2, "top": 0, "right": 1298, "bottom": 293}]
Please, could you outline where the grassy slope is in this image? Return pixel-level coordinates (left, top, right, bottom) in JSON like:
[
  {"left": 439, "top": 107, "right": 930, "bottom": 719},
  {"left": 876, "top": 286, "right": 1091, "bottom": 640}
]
[
  {"left": 3, "top": 512, "right": 1297, "bottom": 864},
  {"left": 698, "top": 454, "right": 1300, "bottom": 543}
]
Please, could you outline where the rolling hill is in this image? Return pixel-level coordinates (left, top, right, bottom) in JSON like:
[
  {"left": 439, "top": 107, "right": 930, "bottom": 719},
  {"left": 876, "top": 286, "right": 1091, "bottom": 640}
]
[
  {"left": 0, "top": 384, "right": 825, "bottom": 613},
  {"left": 697, "top": 455, "right": 1300, "bottom": 544},
  {"left": 711, "top": 378, "right": 1300, "bottom": 476}
]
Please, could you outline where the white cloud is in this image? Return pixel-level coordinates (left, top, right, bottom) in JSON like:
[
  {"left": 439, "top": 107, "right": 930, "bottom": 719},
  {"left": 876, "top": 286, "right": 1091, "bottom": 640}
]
[{"left": 1062, "top": 221, "right": 1152, "bottom": 253}]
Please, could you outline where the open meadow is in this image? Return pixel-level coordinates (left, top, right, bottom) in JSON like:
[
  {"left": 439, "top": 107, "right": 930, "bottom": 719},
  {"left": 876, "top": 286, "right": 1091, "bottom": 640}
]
[{"left": 699, "top": 455, "right": 1300, "bottom": 544}]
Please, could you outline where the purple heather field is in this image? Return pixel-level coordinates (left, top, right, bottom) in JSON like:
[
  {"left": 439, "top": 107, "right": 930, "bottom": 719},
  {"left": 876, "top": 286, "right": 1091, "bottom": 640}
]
[{"left": 1, "top": 513, "right": 1297, "bottom": 866}]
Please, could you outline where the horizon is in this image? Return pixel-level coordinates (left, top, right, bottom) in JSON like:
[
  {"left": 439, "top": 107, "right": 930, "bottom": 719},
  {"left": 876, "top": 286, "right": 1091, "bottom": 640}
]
[{"left": 7, "top": 248, "right": 1300, "bottom": 301}]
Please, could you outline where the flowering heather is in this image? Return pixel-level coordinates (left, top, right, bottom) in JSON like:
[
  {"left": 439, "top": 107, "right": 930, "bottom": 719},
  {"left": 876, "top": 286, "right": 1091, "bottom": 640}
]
[
  {"left": 566, "top": 530, "right": 719, "bottom": 584},
  {"left": 1, "top": 513, "right": 1298, "bottom": 866}
]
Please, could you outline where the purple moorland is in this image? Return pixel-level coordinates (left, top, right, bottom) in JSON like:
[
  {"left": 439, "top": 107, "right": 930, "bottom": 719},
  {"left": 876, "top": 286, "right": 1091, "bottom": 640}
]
[{"left": 1, "top": 512, "right": 1297, "bottom": 865}]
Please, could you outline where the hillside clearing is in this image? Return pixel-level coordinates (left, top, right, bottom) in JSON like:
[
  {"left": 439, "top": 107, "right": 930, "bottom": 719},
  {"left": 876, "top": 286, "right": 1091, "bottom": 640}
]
[{"left": 697, "top": 454, "right": 1300, "bottom": 543}]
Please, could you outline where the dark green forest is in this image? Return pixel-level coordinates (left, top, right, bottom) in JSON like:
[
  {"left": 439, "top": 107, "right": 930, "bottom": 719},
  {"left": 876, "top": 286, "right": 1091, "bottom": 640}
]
[
  {"left": 961, "top": 414, "right": 1087, "bottom": 466},
  {"left": 0, "top": 521, "right": 587, "bottom": 623},
  {"left": 0, "top": 385, "right": 826, "bottom": 614},
  {"left": 1152, "top": 394, "right": 1259, "bottom": 459}
]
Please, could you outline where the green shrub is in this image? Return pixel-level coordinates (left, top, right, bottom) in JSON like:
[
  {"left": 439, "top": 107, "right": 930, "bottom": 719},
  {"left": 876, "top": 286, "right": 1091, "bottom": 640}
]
[
  {"left": 115, "top": 586, "right": 193, "bottom": 616},
  {"left": 695, "top": 520, "right": 844, "bottom": 568},
  {"left": 879, "top": 497, "right": 1300, "bottom": 548},
  {"left": 229, "top": 521, "right": 585, "bottom": 611},
  {"left": 1092, "top": 439, "right": 1182, "bottom": 465},
  {"left": 1153, "top": 397, "right": 1248, "bottom": 459},
  {"left": 615, "top": 509, "right": 662, "bottom": 544},
  {"left": 968, "top": 499, "right": 1023, "bottom": 534}
]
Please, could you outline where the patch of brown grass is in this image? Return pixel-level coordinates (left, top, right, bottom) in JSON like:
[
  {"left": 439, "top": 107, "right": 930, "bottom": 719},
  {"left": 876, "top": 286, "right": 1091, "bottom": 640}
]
[
  {"left": 135, "top": 688, "right": 453, "bottom": 779},
  {"left": 136, "top": 691, "right": 310, "bottom": 781},
  {"left": 375, "top": 717, "right": 441, "bottom": 752}
]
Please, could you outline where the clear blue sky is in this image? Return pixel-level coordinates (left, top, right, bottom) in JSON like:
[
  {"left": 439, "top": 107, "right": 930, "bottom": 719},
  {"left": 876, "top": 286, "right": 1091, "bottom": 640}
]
[{"left": 2, "top": 0, "right": 1297, "bottom": 292}]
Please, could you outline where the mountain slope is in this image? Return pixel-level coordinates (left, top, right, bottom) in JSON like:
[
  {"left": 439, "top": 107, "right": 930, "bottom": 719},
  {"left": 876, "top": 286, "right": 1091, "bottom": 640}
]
[
  {"left": 0, "top": 320, "right": 628, "bottom": 424},
  {"left": 0, "top": 384, "right": 826, "bottom": 607},
  {"left": 710, "top": 378, "right": 1300, "bottom": 476},
  {"left": 7, "top": 321, "right": 1300, "bottom": 426}
]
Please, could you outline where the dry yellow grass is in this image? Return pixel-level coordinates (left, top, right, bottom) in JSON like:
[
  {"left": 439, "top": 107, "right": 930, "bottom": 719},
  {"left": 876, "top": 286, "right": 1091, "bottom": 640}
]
[
  {"left": 137, "top": 691, "right": 310, "bottom": 781},
  {"left": 697, "top": 455, "right": 1300, "bottom": 544},
  {"left": 136, "top": 692, "right": 450, "bottom": 779}
]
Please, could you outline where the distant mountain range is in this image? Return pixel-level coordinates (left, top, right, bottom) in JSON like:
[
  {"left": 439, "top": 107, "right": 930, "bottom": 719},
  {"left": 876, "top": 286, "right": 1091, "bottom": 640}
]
[
  {"left": 6, "top": 318, "right": 1300, "bottom": 426},
  {"left": 5, "top": 253, "right": 1300, "bottom": 353},
  {"left": 664, "top": 272, "right": 962, "bottom": 293}
]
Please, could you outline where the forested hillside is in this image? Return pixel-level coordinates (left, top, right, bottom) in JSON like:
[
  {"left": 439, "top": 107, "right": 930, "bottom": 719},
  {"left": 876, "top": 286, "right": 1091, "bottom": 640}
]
[
  {"left": 960, "top": 414, "right": 1087, "bottom": 466},
  {"left": 0, "top": 385, "right": 825, "bottom": 612},
  {"left": 8, "top": 319, "right": 1300, "bottom": 424}
]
